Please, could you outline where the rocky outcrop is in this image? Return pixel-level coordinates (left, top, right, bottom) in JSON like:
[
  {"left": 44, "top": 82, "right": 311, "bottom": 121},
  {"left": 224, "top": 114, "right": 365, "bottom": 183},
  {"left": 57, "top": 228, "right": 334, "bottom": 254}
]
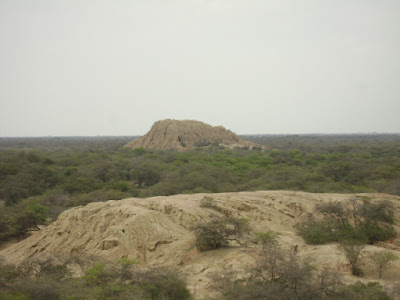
[{"left": 124, "top": 119, "right": 261, "bottom": 151}]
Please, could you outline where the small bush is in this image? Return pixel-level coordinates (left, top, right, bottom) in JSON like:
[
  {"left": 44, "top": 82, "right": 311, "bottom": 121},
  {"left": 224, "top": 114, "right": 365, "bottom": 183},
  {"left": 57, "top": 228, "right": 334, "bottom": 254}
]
[
  {"left": 336, "top": 281, "right": 392, "bottom": 300},
  {"left": 194, "top": 216, "right": 250, "bottom": 251},
  {"left": 357, "top": 200, "right": 394, "bottom": 224},
  {"left": 254, "top": 231, "right": 280, "bottom": 244},
  {"left": 297, "top": 200, "right": 397, "bottom": 246},
  {"left": 0, "top": 292, "right": 29, "bottom": 300},
  {"left": 370, "top": 251, "right": 398, "bottom": 278},
  {"left": 296, "top": 220, "right": 338, "bottom": 244},
  {"left": 199, "top": 196, "right": 222, "bottom": 212},
  {"left": 336, "top": 226, "right": 368, "bottom": 243},
  {"left": 359, "top": 221, "right": 397, "bottom": 244},
  {"left": 13, "top": 276, "right": 64, "bottom": 300},
  {"left": 0, "top": 259, "right": 19, "bottom": 288},
  {"left": 213, "top": 240, "right": 341, "bottom": 300},
  {"left": 139, "top": 267, "right": 191, "bottom": 300},
  {"left": 338, "top": 240, "right": 365, "bottom": 276}
]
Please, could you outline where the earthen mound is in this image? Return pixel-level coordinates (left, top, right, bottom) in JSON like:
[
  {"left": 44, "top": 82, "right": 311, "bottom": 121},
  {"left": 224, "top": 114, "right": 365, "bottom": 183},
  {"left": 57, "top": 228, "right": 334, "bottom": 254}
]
[
  {"left": 1, "top": 191, "right": 400, "bottom": 298},
  {"left": 124, "top": 119, "right": 261, "bottom": 151}
]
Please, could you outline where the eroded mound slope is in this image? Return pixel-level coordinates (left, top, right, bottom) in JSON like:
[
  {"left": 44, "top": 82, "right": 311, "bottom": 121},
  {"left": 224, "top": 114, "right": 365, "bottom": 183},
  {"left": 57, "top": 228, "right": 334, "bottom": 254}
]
[
  {"left": 124, "top": 119, "right": 260, "bottom": 151},
  {"left": 1, "top": 191, "right": 400, "bottom": 298}
]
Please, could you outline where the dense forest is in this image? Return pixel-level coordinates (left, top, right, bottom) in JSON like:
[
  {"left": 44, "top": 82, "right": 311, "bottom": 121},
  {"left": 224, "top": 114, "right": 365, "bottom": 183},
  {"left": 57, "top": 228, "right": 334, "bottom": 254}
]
[{"left": 1, "top": 134, "right": 400, "bottom": 242}]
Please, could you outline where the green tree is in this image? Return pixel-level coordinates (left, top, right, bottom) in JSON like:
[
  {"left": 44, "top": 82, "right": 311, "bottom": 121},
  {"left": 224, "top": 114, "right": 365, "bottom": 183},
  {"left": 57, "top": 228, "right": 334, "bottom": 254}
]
[
  {"left": 321, "top": 161, "right": 352, "bottom": 182},
  {"left": 298, "top": 200, "right": 396, "bottom": 245},
  {"left": 83, "top": 262, "right": 120, "bottom": 299},
  {"left": 83, "top": 262, "right": 116, "bottom": 287},
  {"left": 193, "top": 216, "right": 250, "bottom": 251},
  {"left": 8, "top": 200, "right": 48, "bottom": 239},
  {"left": 370, "top": 251, "right": 398, "bottom": 278},
  {"left": 131, "top": 164, "right": 161, "bottom": 188},
  {"left": 338, "top": 240, "right": 365, "bottom": 276},
  {"left": 139, "top": 267, "right": 191, "bottom": 300}
]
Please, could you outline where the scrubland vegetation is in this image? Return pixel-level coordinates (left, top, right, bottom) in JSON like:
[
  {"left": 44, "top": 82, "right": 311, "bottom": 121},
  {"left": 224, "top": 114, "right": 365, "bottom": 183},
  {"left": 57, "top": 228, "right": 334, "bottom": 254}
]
[
  {"left": 1, "top": 134, "right": 399, "bottom": 242},
  {"left": 295, "top": 198, "right": 398, "bottom": 276},
  {"left": 1, "top": 135, "right": 400, "bottom": 299},
  {"left": 0, "top": 246, "right": 397, "bottom": 300},
  {"left": 194, "top": 195, "right": 398, "bottom": 280},
  {"left": 209, "top": 237, "right": 398, "bottom": 300},
  {"left": 296, "top": 199, "right": 396, "bottom": 245},
  {"left": 0, "top": 257, "right": 191, "bottom": 300}
]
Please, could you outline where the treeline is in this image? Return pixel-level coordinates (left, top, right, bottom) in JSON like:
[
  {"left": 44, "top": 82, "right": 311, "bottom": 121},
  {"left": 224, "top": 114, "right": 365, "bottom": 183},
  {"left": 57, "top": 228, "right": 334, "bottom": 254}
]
[
  {"left": 1, "top": 135, "right": 400, "bottom": 242},
  {"left": 0, "top": 136, "right": 136, "bottom": 152}
]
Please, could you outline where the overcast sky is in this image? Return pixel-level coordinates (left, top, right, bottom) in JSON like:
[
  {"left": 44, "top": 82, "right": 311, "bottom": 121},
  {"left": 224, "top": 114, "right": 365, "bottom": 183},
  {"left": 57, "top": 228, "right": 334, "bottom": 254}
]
[{"left": 0, "top": 0, "right": 399, "bottom": 136}]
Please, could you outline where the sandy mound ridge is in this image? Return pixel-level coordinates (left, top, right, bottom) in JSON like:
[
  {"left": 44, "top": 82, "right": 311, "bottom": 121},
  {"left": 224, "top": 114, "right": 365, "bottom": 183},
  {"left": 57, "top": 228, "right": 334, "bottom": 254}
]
[
  {"left": 1, "top": 191, "right": 400, "bottom": 298},
  {"left": 124, "top": 119, "right": 260, "bottom": 151}
]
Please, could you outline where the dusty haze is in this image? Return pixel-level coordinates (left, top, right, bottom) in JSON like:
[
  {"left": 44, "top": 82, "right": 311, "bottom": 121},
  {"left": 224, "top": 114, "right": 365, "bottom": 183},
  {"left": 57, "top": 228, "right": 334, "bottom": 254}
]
[{"left": 1, "top": 1, "right": 399, "bottom": 136}]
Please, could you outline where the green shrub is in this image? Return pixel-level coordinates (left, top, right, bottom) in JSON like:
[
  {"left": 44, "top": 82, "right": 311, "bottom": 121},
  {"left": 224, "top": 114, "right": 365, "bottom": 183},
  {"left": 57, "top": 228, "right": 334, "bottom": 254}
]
[
  {"left": 139, "top": 267, "right": 191, "bottom": 300},
  {"left": 83, "top": 262, "right": 117, "bottom": 287},
  {"left": 338, "top": 240, "right": 365, "bottom": 276},
  {"left": 213, "top": 240, "right": 341, "bottom": 300},
  {"left": 336, "top": 281, "right": 392, "bottom": 300},
  {"left": 297, "top": 200, "right": 396, "bottom": 245},
  {"left": 0, "top": 292, "right": 29, "bottom": 300},
  {"left": 132, "top": 147, "right": 147, "bottom": 156},
  {"left": 357, "top": 200, "right": 394, "bottom": 224},
  {"left": 370, "top": 251, "right": 398, "bottom": 278},
  {"left": 254, "top": 231, "right": 280, "bottom": 244},
  {"left": 194, "top": 216, "right": 250, "bottom": 251},
  {"left": 296, "top": 220, "right": 338, "bottom": 244},
  {"left": 62, "top": 176, "right": 102, "bottom": 194},
  {"left": 0, "top": 260, "right": 19, "bottom": 288},
  {"left": 13, "top": 277, "right": 64, "bottom": 300},
  {"left": 336, "top": 226, "right": 368, "bottom": 243},
  {"left": 199, "top": 196, "right": 222, "bottom": 212},
  {"left": 360, "top": 221, "right": 397, "bottom": 244}
]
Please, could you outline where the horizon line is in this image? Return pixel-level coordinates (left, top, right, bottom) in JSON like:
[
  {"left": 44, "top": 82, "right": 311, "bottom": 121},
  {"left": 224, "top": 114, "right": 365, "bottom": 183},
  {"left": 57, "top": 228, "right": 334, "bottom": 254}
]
[{"left": 1, "top": 132, "right": 400, "bottom": 138}]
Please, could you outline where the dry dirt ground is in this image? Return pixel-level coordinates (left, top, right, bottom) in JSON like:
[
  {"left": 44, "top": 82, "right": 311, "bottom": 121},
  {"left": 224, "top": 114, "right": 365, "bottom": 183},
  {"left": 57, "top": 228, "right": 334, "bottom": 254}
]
[{"left": 1, "top": 191, "right": 400, "bottom": 298}]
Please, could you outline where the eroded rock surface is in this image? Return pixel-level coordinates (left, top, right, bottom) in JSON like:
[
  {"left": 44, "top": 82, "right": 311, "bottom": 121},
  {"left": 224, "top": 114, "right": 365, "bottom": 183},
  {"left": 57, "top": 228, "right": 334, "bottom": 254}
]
[
  {"left": 124, "top": 119, "right": 261, "bottom": 151},
  {"left": 1, "top": 191, "right": 400, "bottom": 298}
]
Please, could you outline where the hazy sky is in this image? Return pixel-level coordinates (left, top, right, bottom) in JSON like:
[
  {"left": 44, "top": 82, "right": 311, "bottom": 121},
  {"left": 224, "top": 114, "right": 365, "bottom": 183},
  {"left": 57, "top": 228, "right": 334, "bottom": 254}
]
[{"left": 1, "top": 0, "right": 399, "bottom": 136}]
